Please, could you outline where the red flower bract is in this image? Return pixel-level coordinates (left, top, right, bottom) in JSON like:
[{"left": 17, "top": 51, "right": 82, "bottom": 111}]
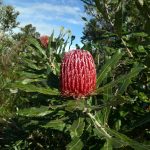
[
  {"left": 39, "top": 35, "right": 49, "bottom": 48},
  {"left": 60, "top": 49, "right": 96, "bottom": 99}
]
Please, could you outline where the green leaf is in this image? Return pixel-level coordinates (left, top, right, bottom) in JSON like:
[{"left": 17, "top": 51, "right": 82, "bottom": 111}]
[
  {"left": 101, "top": 140, "right": 113, "bottom": 150},
  {"left": 117, "top": 78, "right": 131, "bottom": 95},
  {"left": 138, "top": 0, "right": 144, "bottom": 6},
  {"left": 23, "top": 120, "right": 39, "bottom": 128},
  {"left": 93, "top": 118, "right": 150, "bottom": 149},
  {"left": 95, "top": 111, "right": 103, "bottom": 125},
  {"left": 114, "top": 0, "right": 123, "bottom": 36},
  {"left": 69, "top": 118, "right": 85, "bottom": 138},
  {"left": 18, "top": 71, "right": 46, "bottom": 79},
  {"left": 17, "top": 106, "right": 52, "bottom": 117},
  {"left": 89, "top": 112, "right": 150, "bottom": 149},
  {"left": 28, "top": 37, "right": 47, "bottom": 58},
  {"left": 42, "top": 120, "right": 65, "bottom": 131},
  {"left": 95, "top": 108, "right": 111, "bottom": 126},
  {"left": 88, "top": 112, "right": 112, "bottom": 139},
  {"left": 131, "top": 32, "right": 148, "bottom": 37},
  {"left": 116, "top": 64, "right": 143, "bottom": 95},
  {"left": 21, "top": 78, "right": 44, "bottom": 84},
  {"left": 114, "top": 119, "right": 122, "bottom": 131},
  {"left": 137, "top": 45, "right": 146, "bottom": 52},
  {"left": 128, "top": 114, "right": 150, "bottom": 131},
  {"left": 107, "top": 128, "right": 150, "bottom": 150},
  {"left": 23, "top": 58, "right": 42, "bottom": 70},
  {"left": 138, "top": 92, "right": 149, "bottom": 103},
  {"left": 47, "top": 31, "right": 54, "bottom": 55},
  {"left": 145, "top": 19, "right": 150, "bottom": 35},
  {"left": 97, "top": 50, "right": 123, "bottom": 87},
  {"left": 97, "top": 64, "right": 143, "bottom": 94},
  {"left": 85, "top": 118, "right": 92, "bottom": 133},
  {"left": 93, "top": 127, "right": 106, "bottom": 139},
  {"left": 103, "top": 86, "right": 112, "bottom": 101},
  {"left": 10, "top": 82, "right": 60, "bottom": 95},
  {"left": 66, "top": 137, "right": 83, "bottom": 150},
  {"left": 65, "top": 100, "right": 85, "bottom": 112}
]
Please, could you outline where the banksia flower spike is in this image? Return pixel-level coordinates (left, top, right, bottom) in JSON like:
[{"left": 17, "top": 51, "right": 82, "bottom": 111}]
[
  {"left": 60, "top": 49, "right": 96, "bottom": 99},
  {"left": 39, "top": 35, "right": 49, "bottom": 48}
]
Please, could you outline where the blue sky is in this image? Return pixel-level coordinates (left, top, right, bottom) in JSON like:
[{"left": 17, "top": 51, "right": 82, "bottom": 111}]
[{"left": 4, "top": 0, "right": 86, "bottom": 48}]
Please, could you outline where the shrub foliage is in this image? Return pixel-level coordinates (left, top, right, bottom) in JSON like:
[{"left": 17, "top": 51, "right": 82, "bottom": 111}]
[{"left": 0, "top": 0, "right": 150, "bottom": 149}]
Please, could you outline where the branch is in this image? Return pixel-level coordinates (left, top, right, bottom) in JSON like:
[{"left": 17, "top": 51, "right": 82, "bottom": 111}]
[{"left": 121, "top": 38, "right": 133, "bottom": 57}]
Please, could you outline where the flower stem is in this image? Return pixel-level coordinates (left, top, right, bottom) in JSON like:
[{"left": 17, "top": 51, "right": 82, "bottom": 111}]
[{"left": 87, "top": 112, "right": 112, "bottom": 139}]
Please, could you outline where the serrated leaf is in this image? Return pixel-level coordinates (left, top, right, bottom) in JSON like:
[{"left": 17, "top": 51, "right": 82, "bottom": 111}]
[
  {"left": 65, "top": 100, "right": 85, "bottom": 112},
  {"left": 97, "top": 64, "right": 143, "bottom": 93},
  {"left": 28, "top": 37, "right": 47, "bottom": 58},
  {"left": 93, "top": 119, "right": 150, "bottom": 149},
  {"left": 19, "top": 72, "right": 46, "bottom": 79},
  {"left": 69, "top": 118, "right": 85, "bottom": 138},
  {"left": 21, "top": 78, "right": 44, "bottom": 85},
  {"left": 110, "top": 137, "right": 125, "bottom": 148},
  {"left": 93, "top": 127, "right": 105, "bottom": 139},
  {"left": 66, "top": 137, "right": 83, "bottom": 150},
  {"left": 10, "top": 82, "right": 60, "bottom": 95},
  {"left": 103, "top": 107, "right": 111, "bottom": 126},
  {"left": 95, "top": 110, "right": 105, "bottom": 126},
  {"left": 101, "top": 140, "right": 113, "bottom": 150},
  {"left": 95, "top": 108, "right": 111, "bottom": 127},
  {"left": 97, "top": 50, "right": 123, "bottom": 87},
  {"left": 107, "top": 128, "right": 150, "bottom": 150},
  {"left": 17, "top": 106, "right": 52, "bottom": 117},
  {"left": 23, "top": 58, "right": 42, "bottom": 70},
  {"left": 103, "top": 86, "right": 112, "bottom": 101},
  {"left": 85, "top": 118, "right": 92, "bottom": 133},
  {"left": 117, "top": 79, "right": 131, "bottom": 95},
  {"left": 88, "top": 112, "right": 111, "bottom": 139},
  {"left": 42, "top": 120, "right": 65, "bottom": 131},
  {"left": 116, "top": 64, "right": 143, "bottom": 95}
]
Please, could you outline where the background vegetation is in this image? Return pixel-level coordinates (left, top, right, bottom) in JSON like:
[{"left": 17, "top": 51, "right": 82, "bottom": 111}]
[{"left": 0, "top": 0, "right": 150, "bottom": 149}]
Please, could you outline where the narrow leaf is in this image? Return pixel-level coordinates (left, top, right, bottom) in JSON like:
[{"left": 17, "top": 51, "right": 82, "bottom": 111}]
[
  {"left": 107, "top": 128, "right": 150, "bottom": 150},
  {"left": 69, "top": 118, "right": 85, "bottom": 138},
  {"left": 116, "top": 64, "right": 143, "bottom": 95},
  {"left": 97, "top": 50, "right": 123, "bottom": 87},
  {"left": 17, "top": 106, "right": 52, "bottom": 117},
  {"left": 66, "top": 137, "right": 83, "bottom": 150},
  {"left": 10, "top": 83, "right": 60, "bottom": 95},
  {"left": 114, "top": 1, "right": 123, "bottom": 36},
  {"left": 97, "top": 64, "right": 143, "bottom": 93},
  {"left": 128, "top": 114, "right": 150, "bottom": 131},
  {"left": 42, "top": 120, "right": 65, "bottom": 131},
  {"left": 28, "top": 37, "right": 47, "bottom": 58},
  {"left": 101, "top": 140, "right": 113, "bottom": 150}
]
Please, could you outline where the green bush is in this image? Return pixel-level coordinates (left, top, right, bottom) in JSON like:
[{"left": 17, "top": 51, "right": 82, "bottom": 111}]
[{"left": 0, "top": 0, "right": 150, "bottom": 149}]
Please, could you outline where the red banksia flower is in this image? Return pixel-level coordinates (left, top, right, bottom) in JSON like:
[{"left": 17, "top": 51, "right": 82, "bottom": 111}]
[
  {"left": 39, "top": 35, "right": 49, "bottom": 48},
  {"left": 60, "top": 49, "right": 96, "bottom": 99}
]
